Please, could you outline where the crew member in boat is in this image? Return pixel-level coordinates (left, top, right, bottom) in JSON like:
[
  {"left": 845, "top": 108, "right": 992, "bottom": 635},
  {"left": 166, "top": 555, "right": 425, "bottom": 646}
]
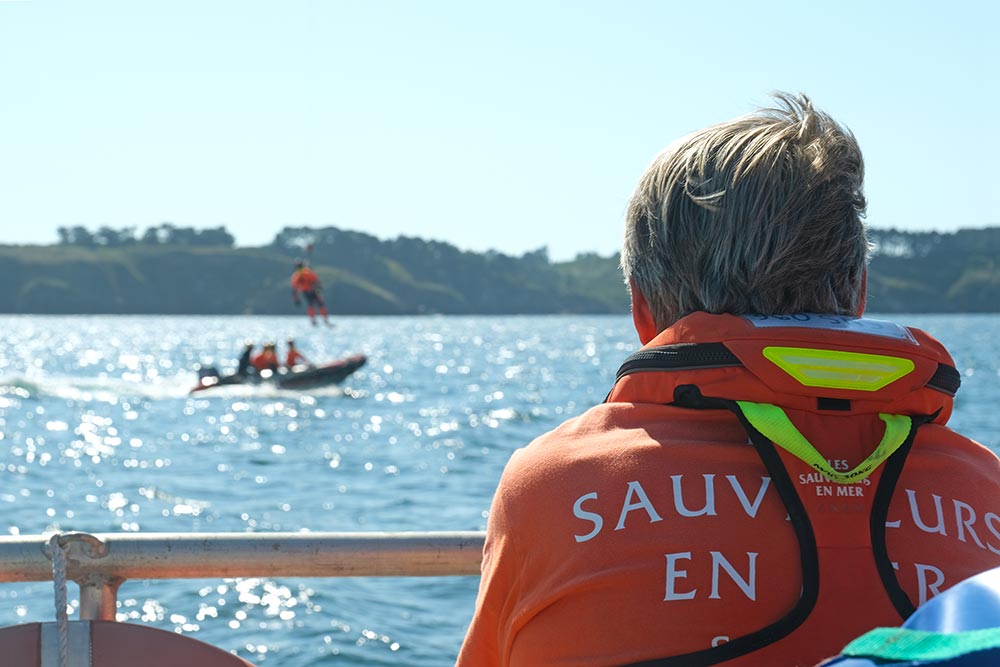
[
  {"left": 236, "top": 340, "right": 255, "bottom": 376},
  {"left": 285, "top": 338, "right": 311, "bottom": 368},
  {"left": 457, "top": 93, "right": 1000, "bottom": 667},
  {"left": 250, "top": 342, "right": 279, "bottom": 373},
  {"left": 291, "top": 260, "right": 331, "bottom": 326}
]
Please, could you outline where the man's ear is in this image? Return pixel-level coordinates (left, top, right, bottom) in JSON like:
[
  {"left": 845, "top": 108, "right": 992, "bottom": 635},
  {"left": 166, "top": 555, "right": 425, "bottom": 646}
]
[
  {"left": 629, "top": 278, "right": 659, "bottom": 345},
  {"left": 856, "top": 270, "right": 867, "bottom": 317}
]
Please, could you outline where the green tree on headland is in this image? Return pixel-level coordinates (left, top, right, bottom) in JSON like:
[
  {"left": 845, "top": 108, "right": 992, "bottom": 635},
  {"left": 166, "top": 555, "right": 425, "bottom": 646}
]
[{"left": 58, "top": 223, "right": 236, "bottom": 248}]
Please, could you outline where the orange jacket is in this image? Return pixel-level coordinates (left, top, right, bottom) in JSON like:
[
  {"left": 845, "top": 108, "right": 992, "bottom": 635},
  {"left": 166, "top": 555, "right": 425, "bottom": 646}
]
[
  {"left": 291, "top": 267, "right": 320, "bottom": 292},
  {"left": 458, "top": 313, "right": 1000, "bottom": 667},
  {"left": 250, "top": 350, "right": 278, "bottom": 372},
  {"left": 285, "top": 349, "right": 307, "bottom": 367}
]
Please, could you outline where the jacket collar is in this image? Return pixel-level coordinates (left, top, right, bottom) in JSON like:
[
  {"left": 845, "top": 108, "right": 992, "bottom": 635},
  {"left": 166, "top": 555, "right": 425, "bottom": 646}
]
[{"left": 608, "top": 313, "right": 958, "bottom": 424}]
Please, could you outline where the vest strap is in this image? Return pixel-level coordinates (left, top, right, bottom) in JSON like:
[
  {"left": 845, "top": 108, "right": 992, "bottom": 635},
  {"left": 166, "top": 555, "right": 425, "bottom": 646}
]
[
  {"left": 620, "top": 386, "right": 931, "bottom": 666},
  {"left": 736, "top": 401, "right": 911, "bottom": 484}
]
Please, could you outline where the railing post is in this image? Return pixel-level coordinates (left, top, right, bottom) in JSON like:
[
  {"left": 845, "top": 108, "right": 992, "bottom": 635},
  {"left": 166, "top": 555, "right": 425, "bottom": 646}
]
[
  {"left": 77, "top": 573, "right": 124, "bottom": 621},
  {"left": 52, "top": 532, "right": 118, "bottom": 621}
]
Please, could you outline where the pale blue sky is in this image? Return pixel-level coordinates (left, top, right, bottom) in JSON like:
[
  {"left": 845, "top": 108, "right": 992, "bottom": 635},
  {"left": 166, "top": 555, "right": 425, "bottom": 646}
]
[{"left": 1, "top": 1, "right": 997, "bottom": 260}]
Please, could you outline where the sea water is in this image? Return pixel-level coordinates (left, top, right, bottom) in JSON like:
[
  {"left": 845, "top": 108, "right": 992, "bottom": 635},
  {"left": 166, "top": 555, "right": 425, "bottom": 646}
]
[{"left": 0, "top": 314, "right": 997, "bottom": 666}]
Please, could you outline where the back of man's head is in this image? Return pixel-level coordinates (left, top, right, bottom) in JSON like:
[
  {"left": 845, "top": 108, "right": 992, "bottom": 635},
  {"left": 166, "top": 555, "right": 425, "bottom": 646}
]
[{"left": 621, "top": 92, "right": 869, "bottom": 332}]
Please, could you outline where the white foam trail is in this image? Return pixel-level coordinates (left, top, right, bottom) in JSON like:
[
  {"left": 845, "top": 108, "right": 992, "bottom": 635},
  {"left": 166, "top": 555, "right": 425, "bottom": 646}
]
[
  {"left": 1, "top": 371, "right": 354, "bottom": 403},
  {"left": 2, "top": 373, "right": 193, "bottom": 401}
]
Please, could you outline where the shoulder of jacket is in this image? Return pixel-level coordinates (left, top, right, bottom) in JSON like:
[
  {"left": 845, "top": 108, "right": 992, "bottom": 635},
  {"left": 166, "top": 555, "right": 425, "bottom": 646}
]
[{"left": 914, "top": 424, "right": 998, "bottom": 462}]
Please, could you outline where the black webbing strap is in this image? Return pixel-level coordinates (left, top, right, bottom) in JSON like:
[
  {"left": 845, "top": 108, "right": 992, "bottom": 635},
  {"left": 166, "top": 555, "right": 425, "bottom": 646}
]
[{"left": 618, "top": 386, "right": 929, "bottom": 667}]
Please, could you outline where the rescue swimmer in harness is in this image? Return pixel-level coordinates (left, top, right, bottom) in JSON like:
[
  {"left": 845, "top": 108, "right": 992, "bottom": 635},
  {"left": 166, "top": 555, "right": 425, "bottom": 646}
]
[
  {"left": 457, "top": 93, "right": 1000, "bottom": 667},
  {"left": 290, "top": 259, "right": 331, "bottom": 326}
]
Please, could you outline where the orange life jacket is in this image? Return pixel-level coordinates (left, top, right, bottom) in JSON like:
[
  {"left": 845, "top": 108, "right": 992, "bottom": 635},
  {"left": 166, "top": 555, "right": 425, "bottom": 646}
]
[
  {"left": 458, "top": 312, "right": 1000, "bottom": 667},
  {"left": 250, "top": 350, "right": 278, "bottom": 371},
  {"left": 611, "top": 312, "right": 1000, "bottom": 666},
  {"left": 291, "top": 268, "right": 320, "bottom": 292},
  {"left": 286, "top": 349, "right": 306, "bottom": 367}
]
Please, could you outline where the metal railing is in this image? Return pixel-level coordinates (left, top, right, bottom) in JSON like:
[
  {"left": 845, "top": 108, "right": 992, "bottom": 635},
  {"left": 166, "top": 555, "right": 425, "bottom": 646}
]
[{"left": 0, "top": 531, "right": 486, "bottom": 621}]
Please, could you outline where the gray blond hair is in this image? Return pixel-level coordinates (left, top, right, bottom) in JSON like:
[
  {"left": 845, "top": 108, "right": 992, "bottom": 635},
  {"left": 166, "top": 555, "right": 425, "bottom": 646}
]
[{"left": 621, "top": 93, "right": 869, "bottom": 331}]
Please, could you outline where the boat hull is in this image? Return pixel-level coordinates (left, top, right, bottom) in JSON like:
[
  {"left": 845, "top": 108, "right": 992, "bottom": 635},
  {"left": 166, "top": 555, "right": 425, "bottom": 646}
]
[{"left": 190, "top": 354, "right": 366, "bottom": 393}]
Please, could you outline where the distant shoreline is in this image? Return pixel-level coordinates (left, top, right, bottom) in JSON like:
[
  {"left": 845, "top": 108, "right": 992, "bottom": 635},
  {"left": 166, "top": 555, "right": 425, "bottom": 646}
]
[{"left": 2, "top": 225, "right": 998, "bottom": 315}]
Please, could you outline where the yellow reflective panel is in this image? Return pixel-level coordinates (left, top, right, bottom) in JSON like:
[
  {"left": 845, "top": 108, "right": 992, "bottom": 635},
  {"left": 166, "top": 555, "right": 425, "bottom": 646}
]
[{"left": 762, "top": 346, "right": 915, "bottom": 391}]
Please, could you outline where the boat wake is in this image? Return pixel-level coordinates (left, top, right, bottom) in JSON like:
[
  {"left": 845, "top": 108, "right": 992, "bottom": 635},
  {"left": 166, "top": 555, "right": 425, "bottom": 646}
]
[
  {"left": 0, "top": 373, "right": 351, "bottom": 403},
  {"left": 0, "top": 373, "right": 193, "bottom": 402},
  {"left": 184, "top": 382, "right": 349, "bottom": 399}
]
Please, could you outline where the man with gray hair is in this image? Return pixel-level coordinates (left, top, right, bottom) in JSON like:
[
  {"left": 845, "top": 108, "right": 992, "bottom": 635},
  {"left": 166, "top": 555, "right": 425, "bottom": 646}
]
[{"left": 458, "top": 94, "right": 1000, "bottom": 667}]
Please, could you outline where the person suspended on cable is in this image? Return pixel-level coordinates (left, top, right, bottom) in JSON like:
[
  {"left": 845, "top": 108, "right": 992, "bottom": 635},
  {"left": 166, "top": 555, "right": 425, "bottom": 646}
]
[
  {"left": 285, "top": 338, "right": 311, "bottom": 368},
  {"left": 290, "top": 259, "right": 331, "bottom": 326}
]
